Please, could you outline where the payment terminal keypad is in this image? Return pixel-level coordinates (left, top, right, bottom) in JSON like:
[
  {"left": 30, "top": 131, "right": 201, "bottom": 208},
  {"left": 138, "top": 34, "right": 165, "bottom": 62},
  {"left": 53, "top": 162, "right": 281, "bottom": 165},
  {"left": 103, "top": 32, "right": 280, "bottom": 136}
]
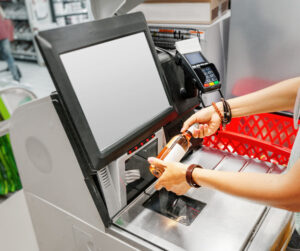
[{"left": 201, "top": 66, "right": 219, "bottom": 88}]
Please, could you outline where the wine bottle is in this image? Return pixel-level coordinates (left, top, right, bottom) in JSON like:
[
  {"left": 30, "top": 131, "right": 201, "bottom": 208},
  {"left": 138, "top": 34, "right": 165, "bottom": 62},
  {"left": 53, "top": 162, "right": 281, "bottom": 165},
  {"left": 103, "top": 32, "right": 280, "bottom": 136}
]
[{"left": 149, "top": 124, "right": 198, "bottom": 178}]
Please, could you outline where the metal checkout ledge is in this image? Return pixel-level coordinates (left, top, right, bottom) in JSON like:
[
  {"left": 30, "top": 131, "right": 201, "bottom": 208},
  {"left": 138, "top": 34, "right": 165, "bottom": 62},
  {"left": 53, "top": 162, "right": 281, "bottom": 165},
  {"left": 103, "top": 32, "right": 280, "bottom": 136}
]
[{"left": 6, "top": 1, "right": 293, "bottom": 250}]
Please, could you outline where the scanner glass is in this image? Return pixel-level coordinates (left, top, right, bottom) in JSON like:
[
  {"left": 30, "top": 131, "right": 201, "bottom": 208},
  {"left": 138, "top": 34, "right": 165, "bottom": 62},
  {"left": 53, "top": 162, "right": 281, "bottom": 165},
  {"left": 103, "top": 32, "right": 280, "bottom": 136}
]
[
  {"left": 60, "top": 32, "right": 171, "bottom": 151},
  {"left": 144, "top": 190, "right": 206, "bottom": 226}
]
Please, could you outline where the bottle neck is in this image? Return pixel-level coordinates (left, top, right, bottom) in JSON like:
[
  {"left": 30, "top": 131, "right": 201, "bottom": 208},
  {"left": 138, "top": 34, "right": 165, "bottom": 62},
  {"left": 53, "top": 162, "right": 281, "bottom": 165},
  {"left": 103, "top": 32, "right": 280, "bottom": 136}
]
[{"left": 183, "top": 130, "right": 193, "bottom": 141}]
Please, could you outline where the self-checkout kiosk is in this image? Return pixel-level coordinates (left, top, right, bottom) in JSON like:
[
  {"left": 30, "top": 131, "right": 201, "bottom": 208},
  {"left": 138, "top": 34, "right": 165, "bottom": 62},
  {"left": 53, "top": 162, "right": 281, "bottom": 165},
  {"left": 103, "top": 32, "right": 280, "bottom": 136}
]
[{"left": 6, "top": 3, "right": 294, "bottom": 251}]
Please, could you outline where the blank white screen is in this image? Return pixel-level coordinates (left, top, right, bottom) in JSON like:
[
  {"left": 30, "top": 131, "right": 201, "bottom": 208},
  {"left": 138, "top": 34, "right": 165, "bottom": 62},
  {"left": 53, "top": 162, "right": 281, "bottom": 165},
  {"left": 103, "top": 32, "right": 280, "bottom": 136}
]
[{"left": 60, "top": 32, "right": 170, "bottom": 151}]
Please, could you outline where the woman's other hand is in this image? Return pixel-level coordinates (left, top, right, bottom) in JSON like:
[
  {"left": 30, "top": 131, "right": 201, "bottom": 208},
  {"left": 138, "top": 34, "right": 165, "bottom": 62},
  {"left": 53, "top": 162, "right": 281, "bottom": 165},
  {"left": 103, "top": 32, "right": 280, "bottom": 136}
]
[{"left": 148, "top": 157, "right": 190, "bottom": 196}]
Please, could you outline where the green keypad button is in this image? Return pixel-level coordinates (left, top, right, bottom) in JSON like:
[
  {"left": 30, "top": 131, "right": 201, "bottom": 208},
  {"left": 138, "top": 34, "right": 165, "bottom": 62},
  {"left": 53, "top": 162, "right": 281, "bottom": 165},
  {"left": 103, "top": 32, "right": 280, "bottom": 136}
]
[{"left": 214, "top": 81, "right": 219, "bottom": 84}]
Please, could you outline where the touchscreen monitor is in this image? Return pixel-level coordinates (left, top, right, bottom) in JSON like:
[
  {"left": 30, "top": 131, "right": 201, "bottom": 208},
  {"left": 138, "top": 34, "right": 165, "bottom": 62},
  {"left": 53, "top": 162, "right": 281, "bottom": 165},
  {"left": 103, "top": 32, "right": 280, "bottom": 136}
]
[{"left": 60, "top": 32, "right": 171, "bottom": 151}]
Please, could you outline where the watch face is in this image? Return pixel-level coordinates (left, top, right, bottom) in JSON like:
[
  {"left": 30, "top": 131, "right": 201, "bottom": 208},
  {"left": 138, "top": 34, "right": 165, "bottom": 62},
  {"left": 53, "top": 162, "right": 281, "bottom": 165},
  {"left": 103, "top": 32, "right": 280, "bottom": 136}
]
[{"left": 143, "top": 190, "right": 206, "bottom": 226}]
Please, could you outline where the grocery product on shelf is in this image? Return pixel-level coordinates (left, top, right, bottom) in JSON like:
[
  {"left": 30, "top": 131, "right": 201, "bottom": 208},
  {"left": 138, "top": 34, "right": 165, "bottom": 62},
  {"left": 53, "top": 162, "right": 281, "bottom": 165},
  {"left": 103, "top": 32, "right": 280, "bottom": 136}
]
[
  {"left": 50, "top": 0, "right": 90, "bottom": 26},
  {"left": 149, "top": 26, "right": 203, "bottom": 50},
  {"left": 2, "top": 2, "right": 27, "bottom": 20},
  {"left": 13, "top": 21, "right": 32, "bottom": 41}
]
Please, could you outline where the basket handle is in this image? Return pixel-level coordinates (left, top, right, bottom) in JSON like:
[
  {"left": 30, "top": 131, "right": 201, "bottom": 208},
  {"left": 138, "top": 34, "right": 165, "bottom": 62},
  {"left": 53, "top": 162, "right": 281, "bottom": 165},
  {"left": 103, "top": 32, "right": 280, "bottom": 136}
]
[{"left": 0, "top": 86, "right": 37, "bottom": 137}]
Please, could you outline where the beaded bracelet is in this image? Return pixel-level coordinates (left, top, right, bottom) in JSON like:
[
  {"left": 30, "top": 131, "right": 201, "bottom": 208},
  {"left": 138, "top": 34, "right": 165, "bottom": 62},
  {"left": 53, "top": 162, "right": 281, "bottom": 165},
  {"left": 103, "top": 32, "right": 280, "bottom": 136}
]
[{"left": 212, "top": 102, "right": 223, "bottom": 122}]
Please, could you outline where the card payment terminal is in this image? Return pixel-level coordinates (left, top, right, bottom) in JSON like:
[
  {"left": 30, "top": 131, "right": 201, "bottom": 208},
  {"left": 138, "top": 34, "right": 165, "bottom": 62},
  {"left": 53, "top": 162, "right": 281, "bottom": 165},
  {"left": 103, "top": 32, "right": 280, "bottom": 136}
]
[{"left": 175, "top": 38, "right": 221, "bottom": 94}]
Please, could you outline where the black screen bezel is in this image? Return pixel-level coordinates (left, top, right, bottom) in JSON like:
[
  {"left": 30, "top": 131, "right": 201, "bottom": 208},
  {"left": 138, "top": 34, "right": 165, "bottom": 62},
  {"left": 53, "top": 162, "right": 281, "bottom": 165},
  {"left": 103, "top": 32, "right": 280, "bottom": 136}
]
[{"left": 36, "top": 12, "right": 175, "bottom": 172}]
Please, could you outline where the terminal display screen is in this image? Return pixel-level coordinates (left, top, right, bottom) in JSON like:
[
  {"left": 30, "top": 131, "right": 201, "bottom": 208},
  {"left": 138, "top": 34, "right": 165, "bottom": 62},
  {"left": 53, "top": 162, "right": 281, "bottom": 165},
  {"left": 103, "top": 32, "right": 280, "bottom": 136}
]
[
  {"left": 184, "top": 52, "right": 205, "bottom": 65},
  {"left": 143, "top": 190, "right": 206, "bottom": 226},
  {"left": 60, "top": 32, "right": 171, "bottom": 152}
]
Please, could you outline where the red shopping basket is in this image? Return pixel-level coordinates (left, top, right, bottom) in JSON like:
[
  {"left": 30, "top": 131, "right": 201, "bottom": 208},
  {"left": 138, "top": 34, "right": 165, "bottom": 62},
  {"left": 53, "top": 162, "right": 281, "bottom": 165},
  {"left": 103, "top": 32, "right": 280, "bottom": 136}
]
[{"left": 203, "top": 113, "right": 298, "bottom": 166}]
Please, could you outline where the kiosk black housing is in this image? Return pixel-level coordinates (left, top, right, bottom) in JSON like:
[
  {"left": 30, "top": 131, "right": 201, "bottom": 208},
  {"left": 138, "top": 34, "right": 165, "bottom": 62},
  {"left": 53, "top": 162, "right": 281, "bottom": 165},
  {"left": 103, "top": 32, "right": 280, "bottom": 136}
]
[{"left": 36, "top": 12, "right": 201, "bottom": 227}]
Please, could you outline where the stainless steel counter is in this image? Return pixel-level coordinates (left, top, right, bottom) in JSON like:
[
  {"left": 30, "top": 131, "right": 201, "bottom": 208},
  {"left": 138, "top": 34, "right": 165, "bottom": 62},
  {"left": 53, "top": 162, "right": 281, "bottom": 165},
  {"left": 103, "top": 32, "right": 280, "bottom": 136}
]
[{"left": 112, "top": 147, "right": 293, "bottom": 251}]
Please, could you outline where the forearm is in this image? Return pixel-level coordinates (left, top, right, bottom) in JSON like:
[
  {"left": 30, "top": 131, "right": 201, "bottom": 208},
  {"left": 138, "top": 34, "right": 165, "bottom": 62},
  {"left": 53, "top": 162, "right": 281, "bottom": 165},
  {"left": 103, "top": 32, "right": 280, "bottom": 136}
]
[
  {"left": 220, "top": 77, "right": 300, "bottom": 118},
  {"left": 193, "top": 168, "right": 300, "bottom": 211}
]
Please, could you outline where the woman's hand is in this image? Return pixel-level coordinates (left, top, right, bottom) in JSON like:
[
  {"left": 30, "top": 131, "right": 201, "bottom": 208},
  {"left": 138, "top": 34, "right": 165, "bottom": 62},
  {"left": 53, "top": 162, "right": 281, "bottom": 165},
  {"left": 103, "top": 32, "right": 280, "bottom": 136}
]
[
  {"left": 181, "top": 104, "right": 222, "bottom": 138},
  {"left": 148, "top": 157, "right": 191, "bottom": 195}
]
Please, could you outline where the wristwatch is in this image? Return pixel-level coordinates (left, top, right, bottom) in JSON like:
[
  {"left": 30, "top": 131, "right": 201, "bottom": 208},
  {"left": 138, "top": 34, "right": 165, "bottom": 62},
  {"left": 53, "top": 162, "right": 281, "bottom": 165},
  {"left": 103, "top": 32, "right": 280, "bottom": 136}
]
[{"left": 186, "top": 164, "right": 202, "bottom": 188}]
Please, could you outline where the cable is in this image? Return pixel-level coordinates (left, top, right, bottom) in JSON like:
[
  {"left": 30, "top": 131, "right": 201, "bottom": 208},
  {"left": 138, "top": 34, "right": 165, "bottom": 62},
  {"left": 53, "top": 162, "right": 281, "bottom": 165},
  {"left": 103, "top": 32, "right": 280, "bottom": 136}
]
[{"left": 155, "top": 46, "right": 176, "bottom": 58}]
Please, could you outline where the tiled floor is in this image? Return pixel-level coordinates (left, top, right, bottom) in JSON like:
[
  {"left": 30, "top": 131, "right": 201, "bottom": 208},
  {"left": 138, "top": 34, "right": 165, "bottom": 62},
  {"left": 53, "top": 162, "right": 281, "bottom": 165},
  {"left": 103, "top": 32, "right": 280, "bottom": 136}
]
[{"left": 0, "top": 60, "right": 55, "bottom": 98}]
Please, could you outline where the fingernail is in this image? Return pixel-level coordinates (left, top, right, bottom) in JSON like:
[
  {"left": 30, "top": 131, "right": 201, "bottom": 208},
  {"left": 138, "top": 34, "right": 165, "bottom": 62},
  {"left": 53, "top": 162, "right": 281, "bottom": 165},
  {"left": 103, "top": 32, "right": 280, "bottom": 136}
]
[{"left": 148, "top": 157, "right": 154, "bottom": 163}]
